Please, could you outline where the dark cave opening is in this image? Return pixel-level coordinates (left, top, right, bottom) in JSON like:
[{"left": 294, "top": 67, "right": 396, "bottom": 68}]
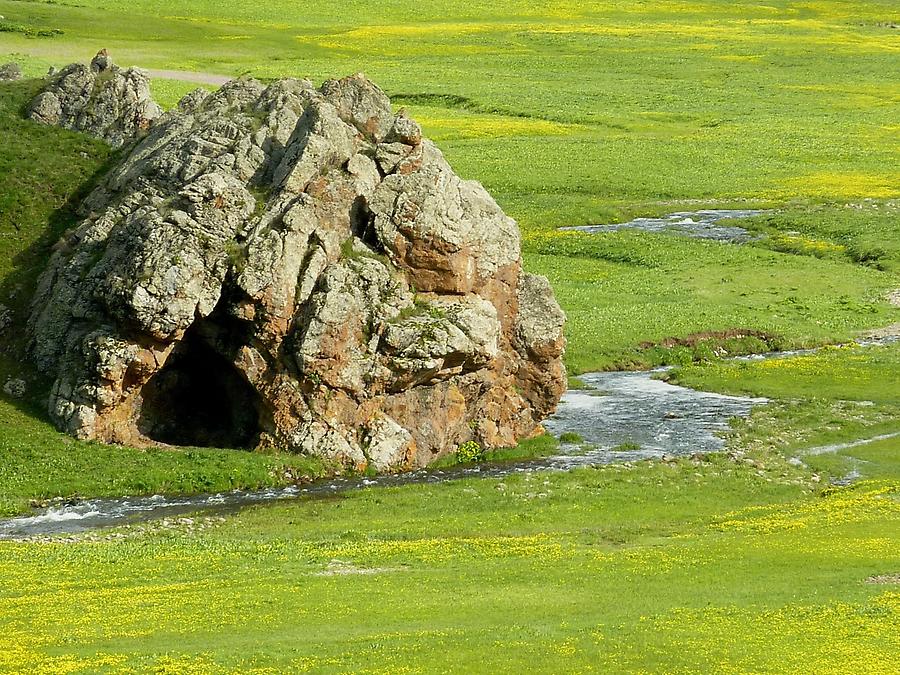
[
  {"left": 350, "top": 195, "right": 386, "bottom": 254},
  {"left": 138, "top": 325, "right": 261, "bottom": 449}
]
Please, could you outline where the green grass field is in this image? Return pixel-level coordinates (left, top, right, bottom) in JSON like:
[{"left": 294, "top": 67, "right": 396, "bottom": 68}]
[
  {"left": 2, "top": 388, "right": 898, "bottom": 671},
  {"left": 1, "top": 0, "right": 900, "bottom": 671},
  {"left": 2, "top": 0, "right": 899, "bottom": 229},
  {"left": 527, "top": 228, "right": 897, "bottom": 372},
  {"left": 4, "top": 473, "right": 900, "bottom": 672},
  {"left": 8, "top": 0, "right": 899, "bottom": 375},
  {"left": 4, "top": 337, "right": 900, "bottom": 670}
]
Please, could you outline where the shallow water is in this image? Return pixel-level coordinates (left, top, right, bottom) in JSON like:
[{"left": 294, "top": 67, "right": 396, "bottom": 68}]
[
  {"left": 801, "top": 431, "right": 900, "bottom": 457},
  {"left": 0, "top": 368, "right": 766, "bottom": 539},
  {"left": 559, "top": 209, "right": 768, "bottom": 242},
  {"left": 544, "top": 370, "right": 765, "bottom": 460}
]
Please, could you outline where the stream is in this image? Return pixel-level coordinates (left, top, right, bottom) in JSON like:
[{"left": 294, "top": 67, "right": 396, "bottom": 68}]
[
  {"left": 559, "top": 209, "right": 768, "bottom": 242},
  {"left": 0, "top": 368, "right": 765, "bottom": 539},
  {"left": 2, "top": 337, "right": 896, "bottom": 539}
]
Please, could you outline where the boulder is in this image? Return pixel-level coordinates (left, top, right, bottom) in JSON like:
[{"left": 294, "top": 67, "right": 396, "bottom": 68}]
[
  {"left": 26, "top": 50, "right": 161, "bottom": 147},
  {"left": 27, "top": 56, "right": 567, "bottom": 471},
  {"left": 3, "top": 379, "right": 26, "bottom": 399},
  {"left": 0, "top": 62, "right": 22, "bottom": 82}
]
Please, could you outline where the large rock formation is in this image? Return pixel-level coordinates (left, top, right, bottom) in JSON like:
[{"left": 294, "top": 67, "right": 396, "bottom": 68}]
[{"left": 27, "top": 54, "right": 566, "bottom": 471}]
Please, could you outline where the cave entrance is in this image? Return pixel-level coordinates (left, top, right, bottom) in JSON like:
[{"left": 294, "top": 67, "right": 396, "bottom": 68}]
[{"left": 138, "top": 325, "right": 261, "bottom": 449}]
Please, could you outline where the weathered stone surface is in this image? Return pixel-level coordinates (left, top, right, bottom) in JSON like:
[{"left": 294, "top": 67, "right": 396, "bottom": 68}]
[
  {"left": 320, "top": 73, "right": 393, "bottom": 142},
  {"left": 26, "top": 50, "right": 161, "bottom": 147},
  {"left": 364, "top": 413, "right": 416, "bottom": 471},
  {"left": 0, "top": 304, "right": 11, "bottom": 333},
  {"left": 0, "top": 62, "right": 22, "bottom": 82},
  {"left": 3, "top": 379, "right": 26, "bottom": 399},
  {"left": 368, "top": 141, "right": 520, "bottom": 295},
  {"left": 516, "top": 272, "right": 567, "bottom": 361},
  {"left": 27, "top": 55, "right": 567, "bottom": 471}
]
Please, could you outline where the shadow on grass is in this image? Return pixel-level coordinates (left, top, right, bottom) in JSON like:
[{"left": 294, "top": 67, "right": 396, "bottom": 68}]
[{"left": 0, "top": 78, "right": 120, "bottom": 423}]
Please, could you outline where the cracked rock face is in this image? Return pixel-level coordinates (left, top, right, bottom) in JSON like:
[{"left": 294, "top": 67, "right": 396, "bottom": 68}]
[{"left": 27, "top": 55, "right": 566, "bottom": 471}]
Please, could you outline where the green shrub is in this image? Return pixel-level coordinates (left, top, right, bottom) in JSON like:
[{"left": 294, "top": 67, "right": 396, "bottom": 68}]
[
  {"left": 0, "top": 21, "right": 63, "bottom": 38},
  {"left": 614, "top": 442, "right": 641, "bottom": 451},
  {"left": 456, "top": 440, "right": 485, "bottom": 463}
]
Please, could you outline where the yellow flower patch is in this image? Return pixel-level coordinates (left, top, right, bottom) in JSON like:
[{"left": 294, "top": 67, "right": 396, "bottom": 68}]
[
  {"left": 716, "top": 481, "right": 900, "bottom": 534},
  {"left": 414, "top": 111, "right": 580, "bottom": 140},
  {"left": 638, "top": 597, "right": 900, "bottom": 673},
  {"left": 769, "top": 232, "right": 846, "bottom": 255},
  {"left": 781, "top": 172, "right": 900, "bottom": 200}
]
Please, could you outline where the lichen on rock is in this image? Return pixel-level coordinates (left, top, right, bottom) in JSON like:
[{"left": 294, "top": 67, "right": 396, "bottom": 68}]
[{"left": 26, "top": 52, "right": 567, "bottom": 471}]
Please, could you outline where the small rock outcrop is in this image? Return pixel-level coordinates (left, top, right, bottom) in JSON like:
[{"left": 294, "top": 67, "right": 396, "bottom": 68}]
[
  {"left": 3, "top": 378, "right": 26, "bottom": 399},
  {"left": 26, "top": 51, "right": 161, "bottom": 147},
  {"left": 26, "top": 54, "right": 566, "bottom": 471},
  {"left": 0, "top": 62, "right": 22, "bottom": 81}
]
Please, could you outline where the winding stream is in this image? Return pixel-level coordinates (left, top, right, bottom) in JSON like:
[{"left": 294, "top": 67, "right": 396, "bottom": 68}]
[
  {"left": 3, "top": 337, "right": 896, "bottom": 539},
  {"left": 0, "top": 368, "right": 765, "bottom": 539},
  {"left": 800, "top": 432, "right": 900, "bottom": 457}
]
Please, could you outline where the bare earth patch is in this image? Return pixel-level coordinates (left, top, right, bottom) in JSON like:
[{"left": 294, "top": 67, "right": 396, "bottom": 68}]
[
  {"left": 860, "top": 290, "right": 900, "bottom": 338},
  {"left": 313, "top": 560, "right": 406, "bottom": 577},
  {"left": 637, "top": 328, "right": 774, "bottom": 350},
  {"left": 865, "top": 573, "right": 900, "bottom": 585},
  {"left": 863, "top": 322, "right": 900, "bottom": 339}
]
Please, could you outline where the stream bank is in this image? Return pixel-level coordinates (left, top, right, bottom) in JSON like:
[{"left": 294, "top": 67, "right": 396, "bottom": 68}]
[
  {"left": 3, "top": 336, "right": 897, "bottom": 539},
  {"left": 0, "top": 368, "right": 764, "bottom": 538}
]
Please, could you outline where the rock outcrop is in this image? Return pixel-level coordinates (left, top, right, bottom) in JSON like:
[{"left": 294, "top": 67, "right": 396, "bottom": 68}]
[
  {"left": 27, "top": 54, "right": 566, "bottom": 471},
  {"left": 26, "top": 51, "right": 161, "bottom": 147},
  {"left": 3, "top": 378, "right": 26, "bottom": 399},
  {"left": 0, "top": 62, "right": 22, "bottom": 82}
]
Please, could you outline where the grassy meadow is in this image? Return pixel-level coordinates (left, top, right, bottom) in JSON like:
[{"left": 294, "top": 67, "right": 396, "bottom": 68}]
[
  {"left": 2, "top": 464, "right": 898, "bottom": 672},
  {"left": 1, "top": 0, "right": 899, "bottom": 228},
  {"left": 1, "top": 0, "right": 900, "bottom": 671},
  {"left": 1, "top": 340, "right": 898, "bottom": 670},
  {"left": 6, "top": 0, "right": 899, "bottom": 374},
  {"left": 3, "top": 343, "right": 900, "bottom": 671}
]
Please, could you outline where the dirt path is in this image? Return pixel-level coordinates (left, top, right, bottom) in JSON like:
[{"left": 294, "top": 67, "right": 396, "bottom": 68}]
[{"left": 145, "top": 69, "right": 232, "bottom": 86}]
